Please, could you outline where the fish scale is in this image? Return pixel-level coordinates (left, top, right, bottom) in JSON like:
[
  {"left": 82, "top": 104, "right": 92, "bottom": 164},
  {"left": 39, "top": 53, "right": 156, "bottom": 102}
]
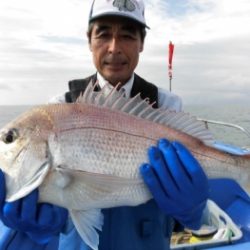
[{"left": 51, "top": 126, "right": 151, "bottom": 178}]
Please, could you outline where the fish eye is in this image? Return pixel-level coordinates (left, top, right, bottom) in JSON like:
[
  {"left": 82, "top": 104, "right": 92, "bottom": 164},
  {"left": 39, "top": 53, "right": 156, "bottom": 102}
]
[{"left": 2, "top": 129, "right": 19, "bottom": 144}]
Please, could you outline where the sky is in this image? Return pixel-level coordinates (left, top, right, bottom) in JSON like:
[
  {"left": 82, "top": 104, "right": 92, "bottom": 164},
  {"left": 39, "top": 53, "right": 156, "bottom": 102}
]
[{"left": 1, "top": 0, "right": 250, "bottom": 106}]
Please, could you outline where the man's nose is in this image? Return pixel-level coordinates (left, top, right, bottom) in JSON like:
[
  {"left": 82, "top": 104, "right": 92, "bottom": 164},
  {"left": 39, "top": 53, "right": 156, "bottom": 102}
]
[{"left": 108, "top": 37, "right": 121, "bottom": 54}]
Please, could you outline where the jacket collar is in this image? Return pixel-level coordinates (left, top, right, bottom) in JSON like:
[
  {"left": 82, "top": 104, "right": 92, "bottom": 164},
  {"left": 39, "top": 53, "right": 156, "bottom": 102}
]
[{"left": 97, "top": 72, "right": 134, "bottom": 99}]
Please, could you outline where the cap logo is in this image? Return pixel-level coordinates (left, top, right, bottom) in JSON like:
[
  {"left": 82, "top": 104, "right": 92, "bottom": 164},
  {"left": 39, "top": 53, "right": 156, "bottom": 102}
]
[{"left": 113, "top": 0, "right": 136, "bottom": 12}]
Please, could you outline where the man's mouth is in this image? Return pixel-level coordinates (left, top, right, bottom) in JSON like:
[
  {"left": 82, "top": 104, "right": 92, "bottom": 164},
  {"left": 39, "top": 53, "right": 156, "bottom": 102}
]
[
  {"left": 104, "top": 61, "right": 127, "bottom": 70},
  {"left": 104, "top": 61, "right": 127, "bottom": 65}
]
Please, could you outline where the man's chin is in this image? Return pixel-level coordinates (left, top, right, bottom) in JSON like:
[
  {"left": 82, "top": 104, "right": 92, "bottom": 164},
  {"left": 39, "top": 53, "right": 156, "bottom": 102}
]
[{"left": 102, "top": 73, "right": 128, "bottom": 85}]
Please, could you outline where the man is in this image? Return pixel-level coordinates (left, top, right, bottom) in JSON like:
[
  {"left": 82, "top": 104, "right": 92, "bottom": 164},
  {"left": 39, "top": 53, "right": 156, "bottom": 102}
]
[{"left": 0, "top": 1, "right": 209, "bottom": 249}]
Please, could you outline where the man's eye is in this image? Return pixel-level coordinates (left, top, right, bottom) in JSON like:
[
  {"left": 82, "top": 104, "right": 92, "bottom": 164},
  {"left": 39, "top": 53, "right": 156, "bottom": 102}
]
[
  {"left": 123, "top": 35, "right": 133, "bottom": 39},
  {"left": 96, "top": 32, "right": 110, "bottom": 39},
  {"left": 121, "top": 33, "right": 136, "bottom": 40},
  {"left": 2, "top": 129, "right": 19, "bottom": 144}
]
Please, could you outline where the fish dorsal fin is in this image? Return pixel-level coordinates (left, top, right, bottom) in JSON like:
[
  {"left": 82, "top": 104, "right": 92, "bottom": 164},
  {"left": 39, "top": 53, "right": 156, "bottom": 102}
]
[
  {"left": 70, "top": 209, "right": 103, "bottom": 250},
  {"left": 76, "top": 82, "right": 214, "bottom": 145}
]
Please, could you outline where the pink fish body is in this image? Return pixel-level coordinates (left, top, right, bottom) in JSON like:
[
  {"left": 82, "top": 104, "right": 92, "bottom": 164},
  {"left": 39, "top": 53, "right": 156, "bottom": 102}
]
[{"left": 0, "top": 84, "right": 249, "bottom": 249}]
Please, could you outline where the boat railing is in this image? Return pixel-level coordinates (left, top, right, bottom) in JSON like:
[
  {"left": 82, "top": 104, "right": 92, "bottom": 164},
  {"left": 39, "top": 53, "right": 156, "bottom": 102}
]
[
  {"left": 197, "top": 118, "right": 250, "bottom": 154},
  {"left": 197, "top": 118, "right": 250, "bottom": 139}
]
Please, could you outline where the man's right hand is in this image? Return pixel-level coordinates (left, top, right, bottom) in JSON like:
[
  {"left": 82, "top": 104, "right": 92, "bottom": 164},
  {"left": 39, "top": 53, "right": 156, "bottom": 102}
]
[{"left": 0, "top": 169, "right": 68, "bottom": 244}]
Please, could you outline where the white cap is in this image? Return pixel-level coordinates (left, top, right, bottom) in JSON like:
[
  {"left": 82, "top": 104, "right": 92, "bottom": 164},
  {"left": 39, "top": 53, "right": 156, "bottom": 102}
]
[{"left": 89, "top": 0, "right": 149, "bottom": 28}]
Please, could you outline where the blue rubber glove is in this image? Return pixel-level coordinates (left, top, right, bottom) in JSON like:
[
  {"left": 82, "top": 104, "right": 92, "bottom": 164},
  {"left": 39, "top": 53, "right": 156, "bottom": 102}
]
[
  {"left": 140, "top": 138, "right": 209, "bottom": 230},
  {"left": 0, "top": 169, "right": 68, "bottom": 244}
]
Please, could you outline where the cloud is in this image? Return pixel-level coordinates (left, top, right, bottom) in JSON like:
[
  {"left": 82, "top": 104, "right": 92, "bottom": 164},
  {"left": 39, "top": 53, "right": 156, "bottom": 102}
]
[
  {"left": 0, "top": 0, "right": 250, "bottom": 105},
  {"left": 0, "top": 0, "right": 95, "bottom": 105},
  {"left": 145, "top": 0, "right": 250, "bottom": 44},
  {"left": 139, "top": 0, "right": 250, "bottom": 105},
  {"left": 0, "top": 84, "right": 13, "bottom": 91}
]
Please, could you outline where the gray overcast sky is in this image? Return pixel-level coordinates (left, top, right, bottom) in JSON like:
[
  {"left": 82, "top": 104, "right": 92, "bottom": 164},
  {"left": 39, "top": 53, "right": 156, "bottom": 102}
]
[{"left": 0, "top": 0, "right": 250, "bottom": 105}]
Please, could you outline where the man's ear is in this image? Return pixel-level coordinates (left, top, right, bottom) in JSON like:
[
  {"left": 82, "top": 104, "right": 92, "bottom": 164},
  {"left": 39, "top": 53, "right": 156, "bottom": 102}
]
[
  {"left": 87, "top": 32, "right": 92, "bottom": 51},
  {"left": 140, "top": 43, "right": 144, "bottom": 52},
  {"left": 89, "top": 43, "right": 93, "bottom": 52}
]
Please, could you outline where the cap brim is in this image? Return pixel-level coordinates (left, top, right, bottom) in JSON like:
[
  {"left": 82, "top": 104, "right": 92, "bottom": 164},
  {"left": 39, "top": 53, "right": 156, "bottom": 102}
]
[{"left": 89, "top": 12, "right": 150, "bottom": 29}]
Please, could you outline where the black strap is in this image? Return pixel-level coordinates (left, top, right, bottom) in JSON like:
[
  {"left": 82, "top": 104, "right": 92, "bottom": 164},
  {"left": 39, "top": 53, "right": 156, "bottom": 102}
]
[
  {"left": 66, "top": 74, "right": 158, "bottom": 108},
  {"left": 65, "top": 74, "right": 97, "bottom": 103}
]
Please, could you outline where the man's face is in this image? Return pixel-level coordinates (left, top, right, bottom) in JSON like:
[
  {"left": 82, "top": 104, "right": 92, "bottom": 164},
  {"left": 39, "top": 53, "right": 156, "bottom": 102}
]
[{"left": 88, "top": 16, "right": 144, "bottom": 86}]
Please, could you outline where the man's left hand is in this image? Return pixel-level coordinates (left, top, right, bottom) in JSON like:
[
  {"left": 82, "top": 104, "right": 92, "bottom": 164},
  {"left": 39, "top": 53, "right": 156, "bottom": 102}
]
[{"left": 140, "top": 138, "right": 209, "bottom": 230}]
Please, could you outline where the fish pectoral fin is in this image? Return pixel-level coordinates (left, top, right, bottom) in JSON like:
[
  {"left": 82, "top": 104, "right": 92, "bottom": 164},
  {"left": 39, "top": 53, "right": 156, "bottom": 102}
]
[
  {"left": 57, "top": 167, "right": 143, "bottom": 193},
  {"left": 6, "top": 161, "right": 50, "bottom": 202},
  {"left": 70, "top": 209, "right": 104, "bottom": 250}
]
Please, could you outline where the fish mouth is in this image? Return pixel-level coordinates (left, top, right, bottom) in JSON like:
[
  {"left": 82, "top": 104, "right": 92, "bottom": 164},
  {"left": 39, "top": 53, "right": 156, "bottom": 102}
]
[{"left": 6, "top": 160, "right": 50, "bottom": 202}]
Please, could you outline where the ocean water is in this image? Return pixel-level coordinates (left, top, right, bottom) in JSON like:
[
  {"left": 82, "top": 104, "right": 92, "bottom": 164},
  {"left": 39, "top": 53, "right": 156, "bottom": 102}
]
[
  {"left": 185, "top": 104, "right": 250, "bottom": 148},
  {"left": 0, "top": 104, "right": 249, "bottom": 148},
  {"left": 0, "top": 105, "right": 32, "bottom": 127}
]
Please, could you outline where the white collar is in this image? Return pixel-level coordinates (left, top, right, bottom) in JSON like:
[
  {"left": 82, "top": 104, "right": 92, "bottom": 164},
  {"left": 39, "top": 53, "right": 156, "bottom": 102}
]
[{"left": 97, "top": 72, "right": 134, "bottom": 99}]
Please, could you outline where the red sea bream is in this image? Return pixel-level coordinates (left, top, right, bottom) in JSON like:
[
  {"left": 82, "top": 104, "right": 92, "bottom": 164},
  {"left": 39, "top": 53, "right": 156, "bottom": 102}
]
[{"left": 0, "top": 84, "right": 250, "bottom": 250}]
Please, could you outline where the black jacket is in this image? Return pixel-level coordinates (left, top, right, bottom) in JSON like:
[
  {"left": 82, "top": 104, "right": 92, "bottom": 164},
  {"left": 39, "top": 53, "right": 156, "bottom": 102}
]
[{"left": 65, "top": 73, "right": 158, "bottom": 108}]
